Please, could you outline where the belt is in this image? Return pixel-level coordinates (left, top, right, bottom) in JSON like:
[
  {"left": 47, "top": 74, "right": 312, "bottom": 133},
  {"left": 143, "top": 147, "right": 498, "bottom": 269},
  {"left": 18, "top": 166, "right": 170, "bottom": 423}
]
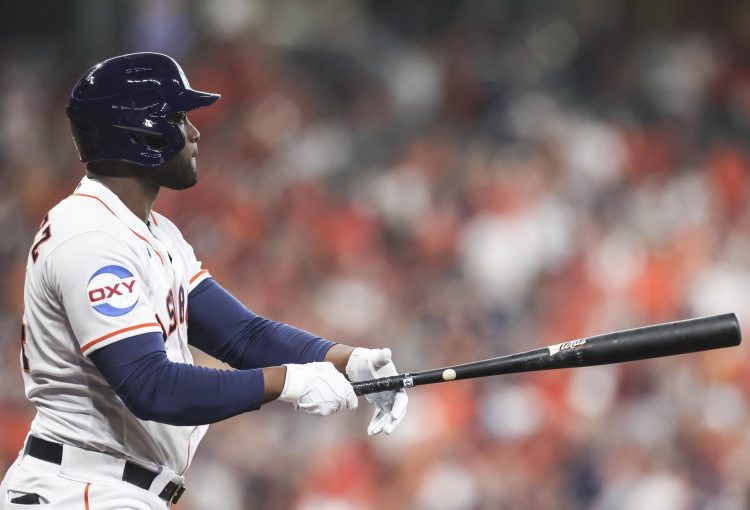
[{"left": 24, "top": 435, "right": 185, "bottom": 504}]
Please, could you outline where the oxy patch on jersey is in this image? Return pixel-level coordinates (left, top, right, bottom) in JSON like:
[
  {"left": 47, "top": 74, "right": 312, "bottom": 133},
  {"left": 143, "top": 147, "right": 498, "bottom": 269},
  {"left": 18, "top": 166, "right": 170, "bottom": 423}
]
[{"left": 87, "top": 265, "right": 139, "bottom": 317}]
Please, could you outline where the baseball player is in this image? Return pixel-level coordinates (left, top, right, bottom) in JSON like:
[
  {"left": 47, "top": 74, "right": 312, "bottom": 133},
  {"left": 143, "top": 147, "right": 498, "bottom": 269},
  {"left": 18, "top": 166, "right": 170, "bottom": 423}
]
[{"left": 1, "top": 53, "right": 407, "bottom": 509}]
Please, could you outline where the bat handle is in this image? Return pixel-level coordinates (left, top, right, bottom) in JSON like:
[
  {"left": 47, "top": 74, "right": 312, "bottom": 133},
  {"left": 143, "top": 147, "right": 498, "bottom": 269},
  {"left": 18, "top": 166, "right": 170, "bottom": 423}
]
[{"left": 352, "top": 374, "right": 413, "bottom": 396}]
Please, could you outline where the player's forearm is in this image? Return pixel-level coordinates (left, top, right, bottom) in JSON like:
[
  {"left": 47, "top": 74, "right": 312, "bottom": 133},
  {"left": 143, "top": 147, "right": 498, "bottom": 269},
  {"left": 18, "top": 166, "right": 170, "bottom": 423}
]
[
  {"left": 262, "top": 366, "right": 286, "bottom": 403},
  {"left": 90, "top": 332, "right": 268, "bottom": 426},
  {"left": 130, "top": 359, "right": 265, "bottom": 425},
  {"left": 187, "top": 279, "right": 334, "bottom": 368},
  {"left": 324, "top": 343, "right": 354, "bottom": 374}
]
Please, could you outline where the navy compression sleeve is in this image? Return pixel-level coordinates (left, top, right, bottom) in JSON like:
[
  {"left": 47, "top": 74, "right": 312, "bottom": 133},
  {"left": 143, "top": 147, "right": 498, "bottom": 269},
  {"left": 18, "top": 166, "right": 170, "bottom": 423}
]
[
  {"left": 187, "top": 279, "right": 335, "bottom": 370},
  {"left": 90, "top": 332, "right": 265, "bottom": 426}
]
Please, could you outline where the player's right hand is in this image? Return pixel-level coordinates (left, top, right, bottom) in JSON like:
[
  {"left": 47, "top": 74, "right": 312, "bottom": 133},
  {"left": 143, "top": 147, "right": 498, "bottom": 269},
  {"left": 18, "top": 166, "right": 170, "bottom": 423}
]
[{"left": 278, "top": 362, "right": 358, "bottom": 416}]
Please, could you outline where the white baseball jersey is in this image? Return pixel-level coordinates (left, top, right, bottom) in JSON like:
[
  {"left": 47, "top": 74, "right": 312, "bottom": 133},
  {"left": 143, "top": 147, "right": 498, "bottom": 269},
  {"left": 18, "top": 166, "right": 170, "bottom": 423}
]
[{"left": 21, "top": 175, "right": 212, "bottom": 475}]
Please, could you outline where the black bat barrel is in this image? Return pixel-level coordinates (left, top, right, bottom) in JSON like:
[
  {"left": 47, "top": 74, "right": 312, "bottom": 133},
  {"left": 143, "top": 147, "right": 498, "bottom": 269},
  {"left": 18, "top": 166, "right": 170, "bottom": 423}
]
[
  {"left": 556, "top": 312, "right": 740, "bottom": 366},
  {"left": 351, "top": 313, "right": 741, "bottom": 396}
]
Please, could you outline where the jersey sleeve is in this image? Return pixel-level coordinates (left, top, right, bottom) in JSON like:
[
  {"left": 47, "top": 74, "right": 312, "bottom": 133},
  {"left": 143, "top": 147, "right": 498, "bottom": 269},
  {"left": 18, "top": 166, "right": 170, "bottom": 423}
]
[
  {"left": 45, "top": 230, "right": 163, "bottom": 356},
  {"left": 186, "top": 248, "right": 211, "bottom": 294},
  {"left": 150, "top": 212, "right": 211, "bottom": 292}
]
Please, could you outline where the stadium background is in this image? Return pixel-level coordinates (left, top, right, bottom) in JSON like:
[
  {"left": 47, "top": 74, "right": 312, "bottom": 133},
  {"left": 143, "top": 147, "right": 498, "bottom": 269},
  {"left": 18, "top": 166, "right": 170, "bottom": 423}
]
[{"left": 2, "top": 0, "right": 750, "bottom": 508}]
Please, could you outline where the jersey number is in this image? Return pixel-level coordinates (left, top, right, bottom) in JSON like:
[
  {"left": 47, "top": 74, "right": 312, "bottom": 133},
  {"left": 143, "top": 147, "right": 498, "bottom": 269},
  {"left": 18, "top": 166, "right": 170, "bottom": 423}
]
[
  {"left": 159, "top": 285, "right": 187, "bottom": 340},
  {"left": 31, "top": 214, "right": 52, "bottom": 263},
  {"left": 20, "top": 323, "right": 30, "bottom": 373}
]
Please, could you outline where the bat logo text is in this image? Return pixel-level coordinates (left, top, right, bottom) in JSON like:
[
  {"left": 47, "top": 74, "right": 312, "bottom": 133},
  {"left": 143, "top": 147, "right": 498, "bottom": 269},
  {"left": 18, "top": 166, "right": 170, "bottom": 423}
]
[{"left": 548, "top": 339, "right": 586, "bottom": 356}]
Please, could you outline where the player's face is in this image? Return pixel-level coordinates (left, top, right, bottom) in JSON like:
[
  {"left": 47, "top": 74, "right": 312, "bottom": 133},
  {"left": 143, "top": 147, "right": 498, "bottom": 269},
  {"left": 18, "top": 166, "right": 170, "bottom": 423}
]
[{"left": 150, "top": 112, "right": 201, "bottom": 190}]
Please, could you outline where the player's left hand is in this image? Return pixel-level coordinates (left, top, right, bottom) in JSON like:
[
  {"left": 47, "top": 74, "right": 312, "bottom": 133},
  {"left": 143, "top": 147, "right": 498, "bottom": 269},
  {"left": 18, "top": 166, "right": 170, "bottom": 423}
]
[{"left": 346, "top": 347, "right": 408, "bottom": 435}]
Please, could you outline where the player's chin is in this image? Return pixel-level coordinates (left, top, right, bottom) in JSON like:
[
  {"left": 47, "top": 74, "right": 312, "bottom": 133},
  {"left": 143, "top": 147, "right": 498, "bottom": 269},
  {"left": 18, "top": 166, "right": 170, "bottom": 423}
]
[
  {"left": 170, "top": 167, "right": 198, "bottom": 190},
  {"left": 167, "top": 175, "right": 197, "bottom": 190},
  {"left": 153, "top": 158, "right": 198, "bottom": 190}
]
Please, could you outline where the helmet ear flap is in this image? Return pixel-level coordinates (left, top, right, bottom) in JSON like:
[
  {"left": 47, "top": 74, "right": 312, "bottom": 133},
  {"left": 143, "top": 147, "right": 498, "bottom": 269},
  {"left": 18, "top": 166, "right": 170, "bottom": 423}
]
[
  {"left": 144, "top": 133, "right": 168, "bottom": 149},
  {"left": 116, "top": 89, "right": 171, "bottom": 152},
  {"left": 119, "top": 129, "right": 171, "bottom": 154}
]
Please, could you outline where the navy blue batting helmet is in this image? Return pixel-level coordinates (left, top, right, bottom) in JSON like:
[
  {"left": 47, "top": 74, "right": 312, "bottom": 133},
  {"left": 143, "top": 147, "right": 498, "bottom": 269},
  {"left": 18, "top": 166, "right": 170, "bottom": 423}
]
[{"left": 66, "top": 52, "right": 220, "bottom": 167}]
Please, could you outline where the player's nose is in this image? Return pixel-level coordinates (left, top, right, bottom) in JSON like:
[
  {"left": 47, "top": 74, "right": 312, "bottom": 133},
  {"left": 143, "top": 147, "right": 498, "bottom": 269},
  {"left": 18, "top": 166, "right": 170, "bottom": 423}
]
[{"left": 186, "top": 118, "right": 200, "bottom": 143}]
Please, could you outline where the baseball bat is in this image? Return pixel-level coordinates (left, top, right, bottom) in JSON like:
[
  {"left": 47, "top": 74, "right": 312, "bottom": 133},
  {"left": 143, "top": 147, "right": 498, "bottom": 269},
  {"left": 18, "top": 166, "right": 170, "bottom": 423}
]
[{"left": 352, "top": 313, "right": 741, "bottom": 396}]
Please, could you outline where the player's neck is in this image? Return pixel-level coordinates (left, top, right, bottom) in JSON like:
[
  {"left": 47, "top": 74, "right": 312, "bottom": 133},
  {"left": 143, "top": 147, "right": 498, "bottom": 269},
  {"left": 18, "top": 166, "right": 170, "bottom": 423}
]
[{"left": 86, "top": 172, "right": 158, "bottom": 223}]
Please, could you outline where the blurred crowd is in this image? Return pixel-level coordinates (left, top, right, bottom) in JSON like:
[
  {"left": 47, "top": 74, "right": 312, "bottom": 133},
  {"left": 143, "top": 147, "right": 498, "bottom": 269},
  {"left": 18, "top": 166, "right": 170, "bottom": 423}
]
[{"left": 3, "top": 0, "right": 750, "bottom": 508}]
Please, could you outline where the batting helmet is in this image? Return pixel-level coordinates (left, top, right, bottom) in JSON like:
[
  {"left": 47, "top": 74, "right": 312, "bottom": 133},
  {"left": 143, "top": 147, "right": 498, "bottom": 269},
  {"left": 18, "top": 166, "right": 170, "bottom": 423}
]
[{"left": 65, "top": 52, "right": 220, "bottom": 167}]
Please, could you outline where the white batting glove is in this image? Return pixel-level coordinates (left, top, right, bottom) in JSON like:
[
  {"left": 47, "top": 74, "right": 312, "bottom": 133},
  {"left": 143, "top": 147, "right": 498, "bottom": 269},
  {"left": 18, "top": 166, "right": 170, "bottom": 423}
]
[
  {"left": 279, "top": 362, "right": 358, "bottom": 416},
  {"left": 346, "top": 348, "right": 408, "bottom": 435}
]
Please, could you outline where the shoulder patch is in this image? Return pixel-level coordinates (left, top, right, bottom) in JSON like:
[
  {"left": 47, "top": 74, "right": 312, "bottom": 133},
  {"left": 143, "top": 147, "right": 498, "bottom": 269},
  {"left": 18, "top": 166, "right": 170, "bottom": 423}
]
[{"left": 87, "top": 265, "right": 140, "bottom": 317}]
